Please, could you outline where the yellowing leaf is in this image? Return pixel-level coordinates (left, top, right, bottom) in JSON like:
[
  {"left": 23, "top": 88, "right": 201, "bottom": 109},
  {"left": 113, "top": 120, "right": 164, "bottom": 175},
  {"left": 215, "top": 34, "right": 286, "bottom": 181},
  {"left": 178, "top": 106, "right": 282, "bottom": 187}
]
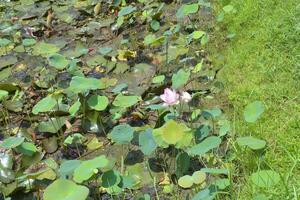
[{"left": 153, "top": 120, "right": 191, "bottom": 146}]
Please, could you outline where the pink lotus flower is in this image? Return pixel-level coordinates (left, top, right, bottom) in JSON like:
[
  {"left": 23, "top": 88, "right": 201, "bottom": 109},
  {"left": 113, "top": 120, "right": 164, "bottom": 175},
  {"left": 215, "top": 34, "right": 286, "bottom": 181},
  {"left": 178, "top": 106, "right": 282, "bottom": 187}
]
[
  {"left": 181, "top": 91, "right": 192, "bottom": 103},
  {"left": 160, "top": 88, "right": 180, "bottom": 106}
]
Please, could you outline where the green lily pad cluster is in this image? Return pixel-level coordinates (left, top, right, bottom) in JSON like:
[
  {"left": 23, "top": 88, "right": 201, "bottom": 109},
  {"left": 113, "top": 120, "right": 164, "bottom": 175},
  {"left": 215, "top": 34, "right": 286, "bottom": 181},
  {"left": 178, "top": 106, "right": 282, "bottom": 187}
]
[{"left": 0, "top": 0, "right": 273, "bottom": 199}]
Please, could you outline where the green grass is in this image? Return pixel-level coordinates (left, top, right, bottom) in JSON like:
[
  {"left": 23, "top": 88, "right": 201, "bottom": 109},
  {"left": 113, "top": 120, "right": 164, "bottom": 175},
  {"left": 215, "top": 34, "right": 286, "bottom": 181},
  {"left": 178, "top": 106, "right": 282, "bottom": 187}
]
[{"left": 210, "top": 0, "right": 300, "bottom": 199}]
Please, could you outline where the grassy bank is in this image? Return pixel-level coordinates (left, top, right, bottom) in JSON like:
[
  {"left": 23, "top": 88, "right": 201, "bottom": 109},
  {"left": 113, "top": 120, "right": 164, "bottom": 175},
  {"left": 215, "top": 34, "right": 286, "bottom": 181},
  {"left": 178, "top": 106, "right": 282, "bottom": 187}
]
[{"left": 210, "top": 0, "right": 300, "bottom": 199}]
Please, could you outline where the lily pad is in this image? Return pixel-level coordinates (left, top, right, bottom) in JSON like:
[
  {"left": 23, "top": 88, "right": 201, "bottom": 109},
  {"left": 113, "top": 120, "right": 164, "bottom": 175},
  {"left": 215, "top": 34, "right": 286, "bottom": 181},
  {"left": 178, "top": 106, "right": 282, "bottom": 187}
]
[
  {"left": 112, "top": 94, "right": 141, "bottom": 108},
  {"left": 139, "top": 129, "right": 157, "bottom": 155},
  {"left": 118, "top": 6, "right": 136, "bottom": 17},
  {"left": 109, "top": 124, "right": 134, "bottom": 144},
  {"left": 22, "top": 38, "right": 36, "bottom": 47},
  {"left": 172, "top": 69, "right": 190, "bottom": 89},
  {"left": 48, "top": 54, "right": 69, "bottom": 70},
  {"left": 32, "top": 42, "right": 60, "bottom": 57},
  {"left": 59, "top": 160, "right": 81, "bottom": 179},
  {"left": 152, "top": 75, "right": 165, "bottom": 84},
  {"left": 32, "top": 96, "right": 57, "bottom": 115},
  {"left": 192, "top": 171, "right": 206, "bottom": 185},
  {"left": 0, "top": 137, "right": 24, "bottom": 149},
  {"left": 0, "top": 90, "right": 8, "bottom": 101},
  {"left": 38, "top": 117, "right": 67, "bottom": 133},
  {"left": 87, "top": 95, "right": 109, "bottom": 111},
  {"left": 73, "top": 156, "right": 109, "bottom": 183},
  {"left": 68, "top": 76, "right": 104, "bottom": 93},
  {"left": 188, "top": 136, "right": 221, "bottom": 156},
  {"left": 101, "top": 170, "right": 121, "bottom": 188},
  {"left": 0, "top": 38, "right": 11, "bottom": 47},
  {"left": 178, "top": 175, "right": 193, "bottom": 188},
  {"left": 153, "top": 120, "right": 191, "bottom": 146},
  {"left": 43, "top": 179, "right": 89, "bottom": 200}
]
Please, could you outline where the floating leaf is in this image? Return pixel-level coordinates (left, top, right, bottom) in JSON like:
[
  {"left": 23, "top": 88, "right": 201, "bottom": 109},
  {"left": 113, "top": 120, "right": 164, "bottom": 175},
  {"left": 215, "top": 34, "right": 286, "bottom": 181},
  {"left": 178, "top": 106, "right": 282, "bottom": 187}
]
[
  {"left": 213, "top": 178, "right": 230, "bottom": 190},
  {"left": 152, "top": 75, "right": 165, "bottom": 84},
  {"left": 73, "top": 156, "right": 109, "bottom": 183},
  {"left": 172, "top": 69, "right": 190, "bottom": 89},
  {"left": 101, "top": 170, "right": 121, "bottom": 188},
  {"left": 86, "top": 55, "right": 106, "bottom": 67},
  {"left": 118, "top": 6, "right": 136, "bottom": 17},
  {"left": 22, "top": 38, "right": 36, "bottom": 47},
  {"left": 38, "top": 117, "right": 66, "bottom": 133},
  {"left": 150, "top": 20, "right": 160, "bottom": 31},
  {"left": 16, "top": 142, "right": 37, "bottom": 156},
  {"left": 139, "top": 129, "right": 157, "bottom": 155},
  {"left": 98, "top": 47, "right": 113, "bottom": 55},
  {"left": 87, "top": 95, "right": 109, "bottom": 111},
  {"left": 250, "top": 170, "right": 280, "bottom": 188},
  {"left": 43, "top": 179, "right": 89, "bottom": 200},
  {"left": 48, "top": 54, "right": 69, "bottom": 70},
  {"left": 59, "top": 160, "right": 81, "bottom": 179},
  {"left": 0, "top": 90, "right": 8, "bottom": 101},
  {"left": 192, "top": 188, "right": 214, "bottom": 200},
  {"left": 200, "top": 168, "right": 229, "bottom": 175},
  {"left": 0, "top": 55, "right": 18, "bottom": 69},
  {"left": 32, "top": 42, "right": 60, "bottom": 57},
  {"left": 144, "top": 34, "right": 156, "bottom": 45},
  {"left": 237, "top": 136, "right": 266, "bottom": 150},
  {"left": 203, "top": 108, "right": 222, "bottom": 118},
  {"left": 178, "top": 175, "right": 193, "bottom": 188},
  {"left": 32, "top": 96, "right": 57, "bottom": 115},
  {"left": 0, "top": 38, "right": 11, "bottom": 47},
  {"left": 112, "top": 94, "right": 141, "bottom": 108},
  {"left": 69, "top": 100, "right": 81, "bottom": 116},
  {"left": 244, "top": 101, "right": 265, "bottom": 123},
  {"left": 176, "top": 3, "right": 199, "bottom": 18},
  {"left": 192, "top": 60, "right": 203, "bottom": 73},
  {"left": 219, "top": 120, "right": 231, "bottom": 136},
  {"left": 109, "top": 124, "right": 134, "bottom": 144},
  {"left": 153, "top": 120, "right": 191, "bottom": 146},
  {"left": 192, "top": 31, "right": 205, "bottom": 39},
  {"left": 192, "top": 171, "right": 206, "bottom": 185},
  {"left": 68, "top": 76, "right": 104, "bottom": 93},
  {"left": 64, "top": 133, "right": 84, "bottom": 145},
  {"left": 0, "top": 137, "right": 24, "bottom": 149},
  {"left": 112, "top": 83, "right": 128, "bottom": 94},
  {"left": 86, "top": 137, "right": 103, "bottom": 150},
  {"left": 183, "top": 3, "right": 199, "bottom": 15},
  {"left": 188, "top": 136, "right": 221, "bottom": 156}
]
